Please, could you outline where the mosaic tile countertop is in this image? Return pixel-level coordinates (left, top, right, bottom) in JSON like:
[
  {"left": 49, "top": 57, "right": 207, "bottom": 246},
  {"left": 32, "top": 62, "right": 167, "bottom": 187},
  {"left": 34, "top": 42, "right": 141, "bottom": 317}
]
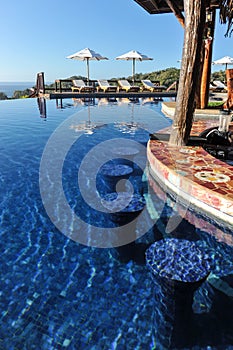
[{"left": 147, "top": 119, "right": 233, "bottom": 226}]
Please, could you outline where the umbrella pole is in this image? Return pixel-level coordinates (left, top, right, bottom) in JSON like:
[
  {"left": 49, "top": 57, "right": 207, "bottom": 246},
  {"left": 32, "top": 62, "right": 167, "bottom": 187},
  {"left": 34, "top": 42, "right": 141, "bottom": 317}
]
[
  {"left": 88, "top": 104, "right": 90, "bottom": 125},
  {"left": 132, "top": 58, "right": 135, "bottom": 84},
  {"left": 87, "top": 58, "right": 90, "bottom": 84}
]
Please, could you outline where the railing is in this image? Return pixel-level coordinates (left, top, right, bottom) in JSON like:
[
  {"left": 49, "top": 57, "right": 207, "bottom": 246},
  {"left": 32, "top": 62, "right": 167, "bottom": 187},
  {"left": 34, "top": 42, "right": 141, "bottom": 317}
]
[
  {"left": 166, "top": 81, "right": 178, "bottom": 92},
  {"left": 54, "top": 79, "right": 164, "bottom": 93},
  {"left": 32, "top": 73, "right": 178, "bottom": 95},
  {"left": 55, "top": 79, "right": 74, "bottom": 92}
]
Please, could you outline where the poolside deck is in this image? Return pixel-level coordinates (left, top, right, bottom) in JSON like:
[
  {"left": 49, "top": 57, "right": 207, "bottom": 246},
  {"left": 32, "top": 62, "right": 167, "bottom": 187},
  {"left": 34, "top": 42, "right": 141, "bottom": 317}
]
[{"left": 148, "top": 102, "right": 233, "bottom": 231}]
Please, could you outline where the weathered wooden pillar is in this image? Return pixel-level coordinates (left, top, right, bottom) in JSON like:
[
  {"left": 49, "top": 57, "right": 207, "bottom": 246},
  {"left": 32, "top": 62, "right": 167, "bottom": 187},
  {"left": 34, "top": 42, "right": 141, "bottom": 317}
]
[
  {"left": 223, "top": 69, "right": 233, "bottom": 109},
  {"left": 169, "top": 0, "right": 207, "bottom": 146},
  {"left": 200, "top": 8, "right": 216, "bottom": 109},
  {"left": 36, "top": 72, "right": 45, "bottom": 95}
]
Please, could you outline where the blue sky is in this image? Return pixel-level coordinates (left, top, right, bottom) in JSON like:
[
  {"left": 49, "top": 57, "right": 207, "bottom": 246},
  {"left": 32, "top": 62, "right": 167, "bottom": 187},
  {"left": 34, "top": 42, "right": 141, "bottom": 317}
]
[{"left": 0, "top": 0, "right": 232, "bottom": 82}]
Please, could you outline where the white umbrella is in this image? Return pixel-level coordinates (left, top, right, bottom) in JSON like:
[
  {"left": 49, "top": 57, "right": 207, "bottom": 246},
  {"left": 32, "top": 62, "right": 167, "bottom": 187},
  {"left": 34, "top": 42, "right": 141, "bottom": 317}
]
[
  {"left": 66, "top": 48, "right": 108, "bottom": 83},
  {"left": 212, "top": 56, "right": 233, "bottom": 70},
  {"left": 116, "top": 50, "right": 153, "bottom": 83}
]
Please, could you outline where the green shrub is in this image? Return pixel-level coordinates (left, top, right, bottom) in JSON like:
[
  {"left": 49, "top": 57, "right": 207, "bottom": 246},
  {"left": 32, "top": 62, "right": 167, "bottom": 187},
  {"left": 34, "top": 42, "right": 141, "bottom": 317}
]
[{"left": 0, "top": 92, "right": 8, "bottom": 100}]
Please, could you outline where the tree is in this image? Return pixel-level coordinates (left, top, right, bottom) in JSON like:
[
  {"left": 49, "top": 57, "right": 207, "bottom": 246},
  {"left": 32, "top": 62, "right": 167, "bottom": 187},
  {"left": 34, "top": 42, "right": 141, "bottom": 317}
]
[
  {"left": 211, "top": 70, "right": 226, "bottom": 82},
  {"left": 219, "top": 0, "right": 233, "bottom": 37},
  {"left": 12, "top": 89, "right": 31, "bottom": 99},
  {"left": 0, "top": 92, "right": 8, "bottom": 100}
]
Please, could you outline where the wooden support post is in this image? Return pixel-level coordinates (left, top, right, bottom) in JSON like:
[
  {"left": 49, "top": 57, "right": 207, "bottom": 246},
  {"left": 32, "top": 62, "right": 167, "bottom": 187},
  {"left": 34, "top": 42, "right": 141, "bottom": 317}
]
[
  {"left": 36, "top": 72, "right": 45, "bottom": 95},
  {"left": 169, "top": 0, "right": 207, "bottom": 146},
  {"left": 223, "top": 69, "right": 233, "bottom": 109},
  {"left": 200, "top": 8, "right": 216, "bottom": 109}
]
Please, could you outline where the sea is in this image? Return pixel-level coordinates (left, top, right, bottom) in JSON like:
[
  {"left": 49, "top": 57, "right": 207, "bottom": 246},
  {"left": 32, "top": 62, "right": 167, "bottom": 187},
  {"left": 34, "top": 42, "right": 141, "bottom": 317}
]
[{"left": 0, "top": 82, "right": 36, "bottom": 98}]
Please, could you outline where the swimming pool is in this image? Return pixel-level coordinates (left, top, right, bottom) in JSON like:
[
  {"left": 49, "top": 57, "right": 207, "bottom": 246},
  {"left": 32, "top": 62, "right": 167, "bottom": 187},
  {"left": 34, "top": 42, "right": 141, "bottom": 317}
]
[{"left": 0, "top": 97, "right": 233, "bottom": 349}]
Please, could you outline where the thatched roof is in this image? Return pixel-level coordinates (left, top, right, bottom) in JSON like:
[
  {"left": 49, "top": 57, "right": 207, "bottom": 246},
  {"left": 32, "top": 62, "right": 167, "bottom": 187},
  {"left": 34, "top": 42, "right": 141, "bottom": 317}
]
[{"left": 133, "top": 0, "right": 220, "bottom": 14}]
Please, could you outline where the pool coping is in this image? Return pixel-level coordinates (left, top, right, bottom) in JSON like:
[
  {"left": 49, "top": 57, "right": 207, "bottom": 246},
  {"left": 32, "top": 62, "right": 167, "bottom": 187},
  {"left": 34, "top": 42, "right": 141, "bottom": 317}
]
[{"left": 162, "top": 101, "right": 223, "bottom": 119}]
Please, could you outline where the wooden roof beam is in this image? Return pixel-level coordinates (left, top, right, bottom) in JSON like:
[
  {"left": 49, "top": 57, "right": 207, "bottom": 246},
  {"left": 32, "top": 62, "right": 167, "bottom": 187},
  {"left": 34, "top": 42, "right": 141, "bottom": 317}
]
[
  {"left": 148, "top": 0, "right": 159, "bottom": 11},
  {"left": 164, "top": 0, "right": 185, "bottom": 27}
]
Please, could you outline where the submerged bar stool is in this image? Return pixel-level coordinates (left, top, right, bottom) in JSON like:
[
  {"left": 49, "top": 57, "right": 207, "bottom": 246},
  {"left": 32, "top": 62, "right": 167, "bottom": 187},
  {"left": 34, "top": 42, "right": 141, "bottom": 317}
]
[
  {"left": 101, "top": 192, "right": 146, "bottom": 225},
  {"left": 111, "top": 146, "right": 145, "bottom": 180},
  {"left": 101, "top": 192, "right": 146, "bottom": 262},
  {"left": 111, "top": 146, "right": 139, "bottom": 166},
  {"left": 146, "top": 238, "right": 211, "bottom": 349},
  {"left": 99, "top": 163, "right": 133, "bottom": 194}
]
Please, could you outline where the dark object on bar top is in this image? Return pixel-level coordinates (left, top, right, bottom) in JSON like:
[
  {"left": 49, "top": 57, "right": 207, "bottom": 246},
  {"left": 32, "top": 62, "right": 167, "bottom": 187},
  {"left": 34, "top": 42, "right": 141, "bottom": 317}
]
[
  {"left": 201, "top": 109, "right": 233, "bottom": 147},
  {"left": 205, "top": 128, "right": 232, "bottom": 146}
]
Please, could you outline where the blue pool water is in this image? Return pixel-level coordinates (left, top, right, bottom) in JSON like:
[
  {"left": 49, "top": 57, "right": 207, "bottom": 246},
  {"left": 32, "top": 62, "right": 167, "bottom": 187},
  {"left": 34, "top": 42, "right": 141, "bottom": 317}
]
[{"left": 0, "top": 97, "right": 233, "bottom": 349}]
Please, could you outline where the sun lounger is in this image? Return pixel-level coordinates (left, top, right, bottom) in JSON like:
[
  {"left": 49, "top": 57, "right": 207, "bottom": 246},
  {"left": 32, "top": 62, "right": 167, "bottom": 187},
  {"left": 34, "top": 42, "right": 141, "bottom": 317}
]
[
  {"left": 97, "top": 80, "right": 117, "bottom": 93},
  {"left": 213, "top": 80, "right": 228, "bottom": 91},
  {"left": 117, "top": 80, "right": 140, "bottom": 92},
  {"left": 71, "top": 79, "right": 95, "bottom": 93},
  {"left": 141, "top": 79, "right": 166, "bottom": 92},
  {"left": 209, "top": 83, "right": 219, "bottom": 92}
]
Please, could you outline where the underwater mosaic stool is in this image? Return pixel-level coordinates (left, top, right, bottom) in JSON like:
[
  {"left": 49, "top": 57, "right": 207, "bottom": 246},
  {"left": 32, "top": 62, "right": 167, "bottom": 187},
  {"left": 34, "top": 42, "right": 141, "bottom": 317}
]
[
  {"left": 146, "top": 238, "right": 211, "bottom": 349},
  {"left": 100, "top": 163, "right": 133, "bottom": 193},
  {"left": 111, "top": 146, "right": 146, "bottom": 178},
  {"left": 111, "top": 146, "right": 140, "bottom": 166},
  {"left": 101, "top": 191, "right": 146, "bottom": 225},
  {"left": 101, "top": 192, "right": 146, "bottom": 262}
]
